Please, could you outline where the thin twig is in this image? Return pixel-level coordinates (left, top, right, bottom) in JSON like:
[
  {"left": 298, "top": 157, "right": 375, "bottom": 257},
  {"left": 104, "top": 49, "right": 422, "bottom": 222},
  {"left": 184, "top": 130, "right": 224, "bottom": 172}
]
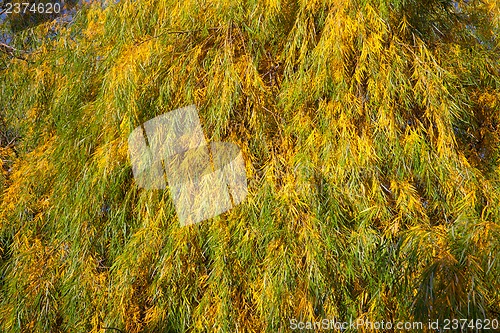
[{"left": 0, "top": 43, "right": 28, "bottom": 61}]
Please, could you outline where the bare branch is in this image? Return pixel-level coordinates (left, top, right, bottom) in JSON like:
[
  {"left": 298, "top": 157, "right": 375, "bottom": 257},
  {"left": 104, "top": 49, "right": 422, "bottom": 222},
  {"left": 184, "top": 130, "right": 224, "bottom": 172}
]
[
  {"left": 0, "top": 42, "right": 27, "bottom": 61},
  {"left": 0, "top": 43, "right": 15, "bottom": 54}
]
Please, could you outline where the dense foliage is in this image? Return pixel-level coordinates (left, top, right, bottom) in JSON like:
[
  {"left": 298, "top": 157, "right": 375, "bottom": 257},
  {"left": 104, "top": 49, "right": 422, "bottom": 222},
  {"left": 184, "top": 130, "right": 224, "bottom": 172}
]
[{"left": 1, "top": 0, "right": 499, "bottom": 332}]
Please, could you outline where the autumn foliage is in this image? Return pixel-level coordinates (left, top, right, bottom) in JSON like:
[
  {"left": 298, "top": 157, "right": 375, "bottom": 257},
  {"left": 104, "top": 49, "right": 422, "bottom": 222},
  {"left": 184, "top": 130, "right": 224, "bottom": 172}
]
[{"left": 0, "top": 0, "right": 499, "bottom": 332}]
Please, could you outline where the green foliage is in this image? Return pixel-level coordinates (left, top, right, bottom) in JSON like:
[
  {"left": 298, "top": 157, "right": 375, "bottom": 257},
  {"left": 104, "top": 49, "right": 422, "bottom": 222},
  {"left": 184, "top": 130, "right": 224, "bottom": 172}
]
[{"left": 0, "top": 0, "right": 499, "bottom": 332}]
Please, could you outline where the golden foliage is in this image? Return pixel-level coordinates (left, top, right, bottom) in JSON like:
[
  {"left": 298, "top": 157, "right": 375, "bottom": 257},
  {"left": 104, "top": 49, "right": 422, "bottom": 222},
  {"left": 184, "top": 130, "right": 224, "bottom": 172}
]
[{"left": 0, "top": 0, "right": 499, "bottom": 332}]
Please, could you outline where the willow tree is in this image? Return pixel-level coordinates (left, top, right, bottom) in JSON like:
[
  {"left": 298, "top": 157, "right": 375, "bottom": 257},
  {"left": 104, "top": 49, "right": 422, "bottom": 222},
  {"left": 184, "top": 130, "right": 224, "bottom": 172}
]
[{"left": 0, "top": 0, "right": 499, "bottom": 332}]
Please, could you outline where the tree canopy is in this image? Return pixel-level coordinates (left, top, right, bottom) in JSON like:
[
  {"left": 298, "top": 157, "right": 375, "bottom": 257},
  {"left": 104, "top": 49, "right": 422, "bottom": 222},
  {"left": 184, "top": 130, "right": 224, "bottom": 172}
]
[{"left": 0, "top": 0, "right": 499, "bottom": 332}]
